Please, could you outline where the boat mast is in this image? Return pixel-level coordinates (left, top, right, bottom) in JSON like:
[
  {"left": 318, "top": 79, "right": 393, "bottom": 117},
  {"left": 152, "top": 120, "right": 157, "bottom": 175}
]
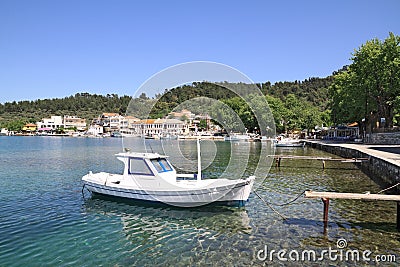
[{"left": 197, "top": 137, "right": 201, "bottom": 181}]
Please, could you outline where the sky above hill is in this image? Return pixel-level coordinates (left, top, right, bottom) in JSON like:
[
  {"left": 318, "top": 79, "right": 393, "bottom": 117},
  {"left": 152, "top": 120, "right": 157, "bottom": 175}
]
[{"left": 0, "top": 0, "right": 399, "bottom": 103}]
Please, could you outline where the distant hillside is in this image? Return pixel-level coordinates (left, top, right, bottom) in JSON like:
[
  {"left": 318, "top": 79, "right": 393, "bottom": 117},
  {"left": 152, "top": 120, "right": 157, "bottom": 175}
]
[
  {"left": 0, "top": 93, "right": 132, "bottom": 126},
  {"left": 0, "top": 75, "right": 334, "bottom": 132},
  {"left": 148, "top": 76, "right": 332, "bottom": 117},
  {"left": 261, "top": 76, "right": 333, "bottom": 110}
]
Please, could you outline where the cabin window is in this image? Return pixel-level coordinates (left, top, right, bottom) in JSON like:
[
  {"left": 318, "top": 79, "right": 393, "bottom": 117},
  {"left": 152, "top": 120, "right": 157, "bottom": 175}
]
[
  {"left": 129, "top": 158, "right": 153, "bottom": 175},
  {"left": 151, "top": 158, "right": 173, "bottom": 173}
]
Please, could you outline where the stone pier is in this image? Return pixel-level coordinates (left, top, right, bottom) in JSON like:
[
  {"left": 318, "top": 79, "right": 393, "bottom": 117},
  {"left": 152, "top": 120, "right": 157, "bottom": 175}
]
[{"left": 305, "top": 141, "right": 400, "bottom": 192}]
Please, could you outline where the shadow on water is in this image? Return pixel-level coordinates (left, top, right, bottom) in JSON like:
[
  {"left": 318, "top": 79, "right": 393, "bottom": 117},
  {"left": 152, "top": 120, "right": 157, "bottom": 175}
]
[
  {"left": 284, "top": 217, "right": 324, "bottom": 228},
  {"left": 351, "top": 221, "right": 399, "bottom": 232}
]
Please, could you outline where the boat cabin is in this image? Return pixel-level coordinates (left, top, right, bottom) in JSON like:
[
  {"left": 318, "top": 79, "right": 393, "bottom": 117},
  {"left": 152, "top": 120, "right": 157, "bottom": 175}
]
[{"left": 116, "top": 152, "right": 177, "bottom": 181}]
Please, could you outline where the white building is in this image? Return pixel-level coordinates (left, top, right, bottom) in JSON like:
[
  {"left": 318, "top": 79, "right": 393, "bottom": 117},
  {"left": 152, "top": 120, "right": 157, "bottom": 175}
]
[
  {"left": 100, "top": 113, "right": 125, "bottom": 132},
  {"left": 64, "top": 115, "right": 87, "bottom": 131},
  {"left": 0, "top": 128, "right": 9, "bottom": 136},
  {"left": 87, "top": 125, "right": 104, "bottom": 136},
  {"left": 37, "top": 115, "right": 86, "bottom": 131},
  {"left": 119, "top": 116, "right": 140, "bottom": 135},
  {"left": 132, "top": 118, "right": 187, "bottom": 136},
  {"left": 37, "top": 116, "right": 64, "bottom": 130}
]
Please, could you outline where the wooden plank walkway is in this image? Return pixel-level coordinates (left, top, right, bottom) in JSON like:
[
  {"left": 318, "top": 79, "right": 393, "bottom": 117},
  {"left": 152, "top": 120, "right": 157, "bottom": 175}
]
[
  {"left": 305, "top": 190, "right": 400, "bottom": 201},
  {"left": 304, "top": 190, "right": 400, "bottom": 231},
  {"left": 268, "top": 155, "right": 369, "bottom": 168}
]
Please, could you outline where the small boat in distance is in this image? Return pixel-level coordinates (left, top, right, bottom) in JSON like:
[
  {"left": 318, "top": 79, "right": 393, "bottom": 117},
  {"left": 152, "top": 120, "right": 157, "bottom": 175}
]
[
  {"left": 111, "top": 131, "right": 123, "bottom": 138},
  {"left": 274, "top": 136, "right": 305, "bottom": 147},
  {"left": 82, "top": 139, "right": 255, "bottom": 207},
  {"left": 224, "top": 133, "right": 250, "bottom": 142}
]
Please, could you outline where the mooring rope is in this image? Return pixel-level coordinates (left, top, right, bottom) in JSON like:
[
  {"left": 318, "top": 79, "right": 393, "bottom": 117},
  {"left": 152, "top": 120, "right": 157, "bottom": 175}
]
[
  {"left": 377, "top": 182, "right": 400, "bottom": 194},
  {"left": 81, "top": 184, "right": 90, "bottom": 199},
  {"left": 253, "top": 190, "right": 287, "bottom": 220},
  {"left": 255, "top": 188, "right": 306, "bottom": 206},
  {"left": 81, "top": 184, "right": 86, "bottom": 196},
  {"left": 272, "top": 190, "right": 307, "bottom": 206}
]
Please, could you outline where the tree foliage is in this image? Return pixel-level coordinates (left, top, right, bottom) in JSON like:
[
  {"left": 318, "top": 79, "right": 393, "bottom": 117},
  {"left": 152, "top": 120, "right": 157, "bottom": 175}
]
[
  {"left": 329, "top": 32, "right": 400, "bottom": 131},
  {"left": 0, "top": 93, "right": 132, "bottom": 128}
]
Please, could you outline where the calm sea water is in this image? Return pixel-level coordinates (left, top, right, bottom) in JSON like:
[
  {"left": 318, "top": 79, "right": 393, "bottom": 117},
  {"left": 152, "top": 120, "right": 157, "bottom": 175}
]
[{"left": 0, "top": 136, "right": 399, "bottom": 266}]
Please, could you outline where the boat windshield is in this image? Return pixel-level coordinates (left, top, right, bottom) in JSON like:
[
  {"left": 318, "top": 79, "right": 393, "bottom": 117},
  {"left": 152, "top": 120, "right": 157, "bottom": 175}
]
[
  {"left": 129, "top": 158, "right": 154, "bottom": 175},
  {"left": 151, "top": 158, "right": 173, "bottom": 173}
]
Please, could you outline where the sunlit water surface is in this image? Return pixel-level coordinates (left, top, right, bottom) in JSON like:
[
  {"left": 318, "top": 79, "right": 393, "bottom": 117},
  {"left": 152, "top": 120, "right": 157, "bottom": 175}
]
[{"left": 0, "top": 137, "right": 399, "bottom": 266}]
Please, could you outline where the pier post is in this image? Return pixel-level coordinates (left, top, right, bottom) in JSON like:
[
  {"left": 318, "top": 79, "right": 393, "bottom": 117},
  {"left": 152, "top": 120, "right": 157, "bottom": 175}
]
[
  {"left": 397, "top": 202, "right": 400, "bottom": 230},
  {"left": 306, "top": 191, "right": 400, "bottom": 232},
  {"left": 322, "top": 198, "right": 329, "bottom": 232},
  {"left": 275, "top": 157, "right": 281, "bottom": 168}
]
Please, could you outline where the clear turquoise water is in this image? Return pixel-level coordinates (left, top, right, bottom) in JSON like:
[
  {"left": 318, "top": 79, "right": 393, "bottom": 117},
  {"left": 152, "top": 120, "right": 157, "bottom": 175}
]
[{"left": 0, "top": 137, "right": 399, "bottom": 266}]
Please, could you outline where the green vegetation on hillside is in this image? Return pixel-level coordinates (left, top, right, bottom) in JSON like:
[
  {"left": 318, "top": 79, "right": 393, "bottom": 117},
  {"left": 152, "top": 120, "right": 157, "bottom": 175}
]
[
  {"left": 0, "top": 77, "right": 333, "bottom": 133},
  {"left": 0, "top": 93, "right": 131, "bottom": 129}
]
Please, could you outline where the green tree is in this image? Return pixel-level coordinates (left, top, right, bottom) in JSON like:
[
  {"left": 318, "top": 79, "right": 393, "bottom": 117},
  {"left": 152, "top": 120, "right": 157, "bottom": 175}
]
[
  {"left": 6, "top": 120, "right": 25, "bottom": 132},
  {"left": 330, "top": 32, "right": 400, "bottom": 132}
]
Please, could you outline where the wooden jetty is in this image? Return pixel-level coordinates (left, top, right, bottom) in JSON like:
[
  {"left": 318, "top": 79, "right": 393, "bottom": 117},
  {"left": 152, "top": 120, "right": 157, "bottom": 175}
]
[
  {"left": 305, "top": 190, "right": 400, "bottom": 231},
  {"left": 270, "top": 155, "right": 369, "bottom": 169}
]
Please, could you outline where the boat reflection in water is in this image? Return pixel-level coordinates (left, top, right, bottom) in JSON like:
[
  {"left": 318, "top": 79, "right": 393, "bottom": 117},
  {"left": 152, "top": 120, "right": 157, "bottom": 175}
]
[{"left": 83, "top": 195, "right": 252, "bottom": 237}]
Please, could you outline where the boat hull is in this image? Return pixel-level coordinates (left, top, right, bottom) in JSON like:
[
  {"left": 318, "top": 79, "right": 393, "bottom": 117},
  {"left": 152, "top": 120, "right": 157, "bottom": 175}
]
[
  {"left": 275, "top": 142, "right": 305, "bottom": 147},
  {"left": 83, "top": 177, "right": 254, "bottom": 207}
]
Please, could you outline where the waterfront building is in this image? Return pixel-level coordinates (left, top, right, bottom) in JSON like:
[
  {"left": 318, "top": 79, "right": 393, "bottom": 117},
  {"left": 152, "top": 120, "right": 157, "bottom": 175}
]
[
  {"left": 87, "top": 125, "right": 104, "bottom": 136},
  {"left": 36, "top": 116, "right": 64, "bottom": 130},
  {"left": 167, "top": 109, "right": 216, "bottom": 133},
  {"left": 63, "top": 115, "right": 87, "bottom": 131},
  {"left": 120, "top": 116, "right": 140, "bottom": 135},
  {"left": 99, "top": 113, "right": 125, "bottom": 132},
  {"left": 168, "top": 109, "right": 195, "bottom": 123},
  {"left": 324, "top": 125, "right": 360, "bottom": 141},
  {"left": 22, "top": 123, "right": 37, "bottom": 132},
  {"left": 0, "top": 128, "right": 9, "bottom": 136},
  {"left": 132, "top": 118, "right": 187, "bottom": 136}
]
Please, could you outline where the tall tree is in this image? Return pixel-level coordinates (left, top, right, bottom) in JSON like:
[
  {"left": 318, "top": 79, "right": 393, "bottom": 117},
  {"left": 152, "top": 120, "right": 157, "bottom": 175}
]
[{"left": 329, "top": 32, "right": 400, "bottom": 131}]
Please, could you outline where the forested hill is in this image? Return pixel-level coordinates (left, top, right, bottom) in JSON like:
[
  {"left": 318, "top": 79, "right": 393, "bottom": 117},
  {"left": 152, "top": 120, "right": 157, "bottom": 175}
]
[
  {"left": 0, "top": 75, "right": 333, "bottom": 130},
  {"left": 261, "top": 76, "right": 333, "bottom": 109},
  {"left": 153, "top": 76, "right": 332, "bottom": 110},
  {"left": 0, "top": 93, "right": 132, "bottom": 127}
]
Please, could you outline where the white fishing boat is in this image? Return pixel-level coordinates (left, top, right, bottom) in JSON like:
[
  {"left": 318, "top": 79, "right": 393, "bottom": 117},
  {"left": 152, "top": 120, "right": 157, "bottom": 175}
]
[
  {"left": 224, "top": 133, "right": 250, "bottom": 142},
  {"left": 82, "top": 139, "right": 255, "bottom": 207},
  {"left": 274, "top": 138, "right": 305, "bottom": 147}
]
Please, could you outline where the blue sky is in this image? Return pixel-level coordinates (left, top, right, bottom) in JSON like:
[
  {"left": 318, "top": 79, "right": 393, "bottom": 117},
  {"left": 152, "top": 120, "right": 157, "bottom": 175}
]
[{"left": 0, "top": 0, "right": 399, "bottom": 103}]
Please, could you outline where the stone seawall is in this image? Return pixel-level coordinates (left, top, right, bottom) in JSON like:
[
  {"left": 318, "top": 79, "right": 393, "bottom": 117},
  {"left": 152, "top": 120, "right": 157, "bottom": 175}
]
[
  {"left": 306, "top": 141, "right": 400, "bottom": 192},
  {"left": 368, "top": 132, "right": 400, "bottom": 144}
]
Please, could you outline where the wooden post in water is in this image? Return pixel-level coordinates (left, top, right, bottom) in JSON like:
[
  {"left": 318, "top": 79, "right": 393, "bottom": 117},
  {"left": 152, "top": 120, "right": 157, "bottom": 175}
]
[
  {"left": 397, "top": 202, "right": 400, "bottom": 230},
  {"left": 305, "top": 191, "right": 400, "bottom": 231},
  {"left": 275, "top": 157, "right": 281, "bottom": 168},
  {"left": 322, "top": 198, "right": 329, "bottom": 233}
]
